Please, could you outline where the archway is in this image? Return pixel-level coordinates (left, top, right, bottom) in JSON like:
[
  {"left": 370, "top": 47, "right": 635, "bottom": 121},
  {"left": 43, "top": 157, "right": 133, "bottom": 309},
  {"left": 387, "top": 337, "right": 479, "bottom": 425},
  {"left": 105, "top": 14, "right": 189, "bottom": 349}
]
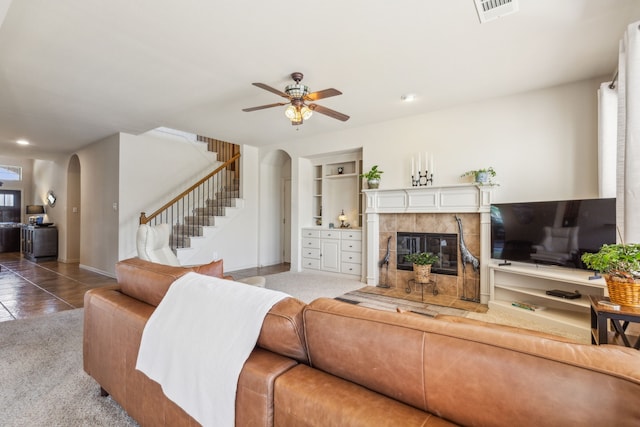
[
  {"left": 258, "top": 149, "right": 292, "bottom": 267},
  {"left": 66, "top": 155, "right": 81, "bottom": 262}
]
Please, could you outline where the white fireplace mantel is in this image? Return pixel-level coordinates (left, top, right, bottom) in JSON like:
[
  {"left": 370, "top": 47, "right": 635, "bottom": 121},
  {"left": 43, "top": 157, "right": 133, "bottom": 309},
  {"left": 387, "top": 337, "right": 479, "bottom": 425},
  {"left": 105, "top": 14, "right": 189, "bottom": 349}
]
[{"left": 363, "top": 184, "right": 494, "bottom": 304}]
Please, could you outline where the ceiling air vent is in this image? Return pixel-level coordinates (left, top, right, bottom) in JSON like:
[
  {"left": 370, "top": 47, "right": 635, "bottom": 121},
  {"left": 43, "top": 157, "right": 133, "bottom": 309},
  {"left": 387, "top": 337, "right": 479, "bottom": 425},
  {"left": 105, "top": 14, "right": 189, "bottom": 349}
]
[{"left": 474, "top": 0, "right": 519, "bottom": 23}]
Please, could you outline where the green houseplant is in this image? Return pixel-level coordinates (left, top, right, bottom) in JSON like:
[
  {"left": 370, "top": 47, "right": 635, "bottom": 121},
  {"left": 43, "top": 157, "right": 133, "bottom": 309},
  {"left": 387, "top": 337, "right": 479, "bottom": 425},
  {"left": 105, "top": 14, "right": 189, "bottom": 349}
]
[
  {"left": 461, "top": 167, "right": 496, "bottom": 184},
  {"left": 404, "top": 252, "right": 439, "bottom": 284},
  {"left": 581, "top": 243, "right": 640, "bottom": 307},
  {"left": 360, "top": 165, "right": 384, "bottom": 189}
]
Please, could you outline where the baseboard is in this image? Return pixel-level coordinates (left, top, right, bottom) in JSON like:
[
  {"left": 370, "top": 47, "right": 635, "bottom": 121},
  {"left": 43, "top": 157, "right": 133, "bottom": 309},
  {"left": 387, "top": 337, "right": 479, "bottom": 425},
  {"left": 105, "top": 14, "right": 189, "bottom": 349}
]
[{"left": 79, "top": 263, "right": 116, "bottom": 278}]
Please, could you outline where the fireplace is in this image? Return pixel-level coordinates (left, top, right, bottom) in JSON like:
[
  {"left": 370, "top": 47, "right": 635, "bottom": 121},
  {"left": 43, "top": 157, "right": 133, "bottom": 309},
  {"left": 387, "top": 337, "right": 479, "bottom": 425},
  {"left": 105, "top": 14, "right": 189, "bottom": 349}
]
[
  {"left": 396, "top": 232, "right": 458, "bottom": 275},
  {"left": 362, "top": 184, "right": 494, "bottom": 303}
]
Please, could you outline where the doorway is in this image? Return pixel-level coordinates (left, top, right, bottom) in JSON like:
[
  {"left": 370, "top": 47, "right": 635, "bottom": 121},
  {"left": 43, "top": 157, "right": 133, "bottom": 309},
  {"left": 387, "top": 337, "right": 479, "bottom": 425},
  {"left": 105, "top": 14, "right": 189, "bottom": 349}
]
[
  {"left": 66, "top": 155, "right": 81, "bottom": 262},
  {"left": 258, "top": 150, "right": 292, "bottom": 267}
]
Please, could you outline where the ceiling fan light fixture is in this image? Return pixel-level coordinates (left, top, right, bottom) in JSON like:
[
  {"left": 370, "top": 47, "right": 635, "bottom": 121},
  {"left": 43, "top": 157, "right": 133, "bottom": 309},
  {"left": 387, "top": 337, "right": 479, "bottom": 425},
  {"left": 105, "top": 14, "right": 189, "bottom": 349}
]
[
  {"left": 301, "top": 106, "right": 313, "bottom": 120},
  {"left": 285, "top": 83, "right": 310, "bottom": 99},
  {"left": 284, "top": 105, "right": 297, "bottom": 119}
]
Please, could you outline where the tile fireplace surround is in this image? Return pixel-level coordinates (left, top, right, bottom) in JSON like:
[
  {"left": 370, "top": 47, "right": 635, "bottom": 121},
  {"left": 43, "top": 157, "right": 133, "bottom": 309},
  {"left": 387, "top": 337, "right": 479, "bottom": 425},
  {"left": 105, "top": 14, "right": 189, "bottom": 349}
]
[{"left": 363, "top": 184, "right": 493, "bottom": 304}]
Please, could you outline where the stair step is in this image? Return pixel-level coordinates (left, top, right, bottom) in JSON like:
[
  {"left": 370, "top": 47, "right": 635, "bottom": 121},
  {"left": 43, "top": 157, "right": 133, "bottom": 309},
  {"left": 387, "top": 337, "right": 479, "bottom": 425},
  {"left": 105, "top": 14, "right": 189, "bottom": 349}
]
[
  {"left": 214, "top": 190, "right": 239, "bottom": 199},
  {"left": 173, "top": 224, "right": 204, "bottom": 236},
  {"left": 195, "top": 206, "right": 226, "bottom": 216},
  {"left": 184, "top": 216, "right": 216, "bottom": 226}
]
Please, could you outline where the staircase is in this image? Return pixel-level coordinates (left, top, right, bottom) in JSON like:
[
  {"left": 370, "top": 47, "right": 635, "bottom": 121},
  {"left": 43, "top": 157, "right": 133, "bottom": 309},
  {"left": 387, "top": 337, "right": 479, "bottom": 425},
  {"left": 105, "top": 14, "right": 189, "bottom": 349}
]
[{"left": 140, "top": 138, "right": 242, "bottom": 265}]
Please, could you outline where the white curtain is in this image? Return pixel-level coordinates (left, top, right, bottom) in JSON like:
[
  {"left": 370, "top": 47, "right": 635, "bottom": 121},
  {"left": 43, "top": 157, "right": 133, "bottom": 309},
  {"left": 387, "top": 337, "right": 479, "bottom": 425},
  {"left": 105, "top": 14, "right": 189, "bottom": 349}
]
[
  {"left": 598, "top": 82, "right": 617, "bottom": 198},
  {"left": 616, "top": 21, "right": 640, "bottom": 244}
]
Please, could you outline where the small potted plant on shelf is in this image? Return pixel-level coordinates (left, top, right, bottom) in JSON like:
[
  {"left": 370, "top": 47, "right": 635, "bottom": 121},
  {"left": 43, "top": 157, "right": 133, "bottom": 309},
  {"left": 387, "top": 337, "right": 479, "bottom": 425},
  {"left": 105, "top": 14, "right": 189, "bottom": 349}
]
[
  {"left": 461, "top": 167, "right": 497, "bottom": 185},
  {"left": 360, "top": 165, "right": 384, "bottom": 189},
  {"left": 581, "top": 243, "right": 640, "bottom": 307},
  {"left": 404, "top": 252, "right": 439, "bottom": 284}
]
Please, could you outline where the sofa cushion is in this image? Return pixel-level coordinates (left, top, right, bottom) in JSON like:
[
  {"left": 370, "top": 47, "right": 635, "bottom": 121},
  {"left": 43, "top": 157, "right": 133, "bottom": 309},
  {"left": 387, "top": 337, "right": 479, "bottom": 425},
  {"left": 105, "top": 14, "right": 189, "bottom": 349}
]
[
  {"left": 274, "top": 364, "right": 455, "bottom": 427},
  {"left": 116, "top": 257, "right": 225, "bottom": 307}
]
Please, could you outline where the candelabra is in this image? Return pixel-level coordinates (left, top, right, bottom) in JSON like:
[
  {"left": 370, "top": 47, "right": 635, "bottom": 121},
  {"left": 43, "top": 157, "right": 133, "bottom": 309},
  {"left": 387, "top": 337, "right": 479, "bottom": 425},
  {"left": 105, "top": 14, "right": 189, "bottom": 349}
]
[{"left": 411, "top": 170, "right": 434, "bottom": 186}]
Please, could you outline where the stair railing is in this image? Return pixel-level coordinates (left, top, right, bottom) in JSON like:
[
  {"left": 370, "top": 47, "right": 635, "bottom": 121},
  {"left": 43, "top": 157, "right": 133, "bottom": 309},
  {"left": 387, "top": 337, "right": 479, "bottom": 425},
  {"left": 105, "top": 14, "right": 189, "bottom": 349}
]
[{"left": 139, "top": 152, "right": 241, "bottom": 251}]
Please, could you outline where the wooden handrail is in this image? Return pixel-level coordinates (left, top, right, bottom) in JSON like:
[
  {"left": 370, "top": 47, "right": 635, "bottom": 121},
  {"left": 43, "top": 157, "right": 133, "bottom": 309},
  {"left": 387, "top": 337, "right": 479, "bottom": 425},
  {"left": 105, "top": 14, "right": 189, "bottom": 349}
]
[{"left": 139, "top": 152, "right": 241, "bottom": 225}]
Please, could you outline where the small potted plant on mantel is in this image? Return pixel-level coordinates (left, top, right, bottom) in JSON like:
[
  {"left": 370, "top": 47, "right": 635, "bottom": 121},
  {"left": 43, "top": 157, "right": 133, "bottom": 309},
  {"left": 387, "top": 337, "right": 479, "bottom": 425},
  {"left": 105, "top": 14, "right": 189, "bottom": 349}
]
[
  {"left": 581, "top": 243, "right": 640, "bottom": 307},
  {"left": 360, "top": 165, "right": 384, "bottom": 189},
  {"left": 404, "top": 252, "right": 439, "bottom": 284},
  {"left": 461, "top": 167, "right": 497, "bottom": 185}
]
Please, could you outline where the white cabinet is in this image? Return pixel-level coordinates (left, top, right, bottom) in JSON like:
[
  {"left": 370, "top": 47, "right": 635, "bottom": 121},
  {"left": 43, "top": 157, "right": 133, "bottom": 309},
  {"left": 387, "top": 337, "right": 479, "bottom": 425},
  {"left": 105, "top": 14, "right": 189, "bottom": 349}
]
[
  {"left": 320, "top": 238, "right": 340, "bottom": 273},
  {"left": 302, "top": 228, "right": 362, "bottom": 277},
  {"left": 488, "top": 262, "right": 607, "bottom": 338}
]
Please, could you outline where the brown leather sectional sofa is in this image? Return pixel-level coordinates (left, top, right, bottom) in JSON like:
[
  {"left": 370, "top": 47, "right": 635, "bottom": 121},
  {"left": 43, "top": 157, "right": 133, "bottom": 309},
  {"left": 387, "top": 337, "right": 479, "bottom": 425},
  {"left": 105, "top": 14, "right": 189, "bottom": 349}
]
[{"left": 84, "top": 258, "right": 640, "bottom": 426}]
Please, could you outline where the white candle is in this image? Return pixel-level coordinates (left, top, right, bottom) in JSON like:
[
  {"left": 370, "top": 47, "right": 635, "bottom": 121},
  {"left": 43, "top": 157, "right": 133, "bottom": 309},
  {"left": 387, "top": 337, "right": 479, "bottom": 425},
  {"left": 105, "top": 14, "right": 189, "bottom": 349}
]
[
  {"left": 411, "top": 157, "right": 415, "bottom": 176},
  {"left": 425, "top": 152, "right": 429, "bottom": 172},
  {"left": 418, "top": 153, "right": 421, "bottom": 172},
  {"left": 430, "top": 155, "right": 434, "bottom": 174}
]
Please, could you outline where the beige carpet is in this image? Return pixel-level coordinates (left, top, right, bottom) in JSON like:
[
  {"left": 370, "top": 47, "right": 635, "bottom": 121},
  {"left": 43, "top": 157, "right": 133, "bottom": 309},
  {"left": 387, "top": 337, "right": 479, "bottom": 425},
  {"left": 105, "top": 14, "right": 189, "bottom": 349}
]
[{"left": 0, "top": 309, "right": 138, "bottom": 426}]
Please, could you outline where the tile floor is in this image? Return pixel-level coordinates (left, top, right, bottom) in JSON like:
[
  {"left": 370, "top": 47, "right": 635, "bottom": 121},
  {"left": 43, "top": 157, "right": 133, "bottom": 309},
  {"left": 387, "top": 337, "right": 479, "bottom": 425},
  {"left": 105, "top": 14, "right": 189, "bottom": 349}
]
[{"left": 0, "top": 251, "right": 290, "bottom": 322}]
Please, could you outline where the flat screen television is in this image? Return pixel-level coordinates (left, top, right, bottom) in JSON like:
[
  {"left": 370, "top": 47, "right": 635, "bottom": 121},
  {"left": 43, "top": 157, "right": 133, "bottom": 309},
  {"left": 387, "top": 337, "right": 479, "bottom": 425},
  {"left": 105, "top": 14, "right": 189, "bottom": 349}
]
[{"left": 491, "top": 198, "right": 616, "bottom": 270}]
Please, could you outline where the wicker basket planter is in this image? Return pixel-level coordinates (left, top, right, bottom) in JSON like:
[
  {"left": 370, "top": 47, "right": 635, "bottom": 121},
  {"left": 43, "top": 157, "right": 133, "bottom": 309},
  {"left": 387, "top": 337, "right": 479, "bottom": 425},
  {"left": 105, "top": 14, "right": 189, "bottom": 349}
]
[
  {"left": 413, "top": 264, "right": 432, "bottom": 284},
  {"left": 605, "top": 274, "right": 640, "bottom": 308}
]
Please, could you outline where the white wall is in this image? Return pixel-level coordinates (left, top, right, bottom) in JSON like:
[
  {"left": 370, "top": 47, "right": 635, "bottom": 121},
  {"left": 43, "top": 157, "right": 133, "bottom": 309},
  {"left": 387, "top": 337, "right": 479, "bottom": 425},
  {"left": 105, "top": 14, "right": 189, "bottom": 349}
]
[
  {"left": 76, "top": 135, "right": 120, "bottom": 276},
  {"left": 260, "top": 77, "right": 604, "bottom": 272}
]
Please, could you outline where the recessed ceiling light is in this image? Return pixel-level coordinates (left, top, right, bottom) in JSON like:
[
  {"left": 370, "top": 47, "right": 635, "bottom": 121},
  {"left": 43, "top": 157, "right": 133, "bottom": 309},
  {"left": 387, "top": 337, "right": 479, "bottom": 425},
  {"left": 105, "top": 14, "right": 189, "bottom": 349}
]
[
  {"left": 401, "top": 94, "right": 416, "bottom": 102},
  {"left": 16, "top": 139, "right": 29, "bottom": 145}
]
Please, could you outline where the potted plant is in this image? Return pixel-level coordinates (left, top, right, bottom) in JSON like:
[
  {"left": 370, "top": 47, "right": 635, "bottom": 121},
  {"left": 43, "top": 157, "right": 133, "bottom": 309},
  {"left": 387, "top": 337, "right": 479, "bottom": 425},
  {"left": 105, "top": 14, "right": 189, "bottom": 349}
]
[
  {"left": 461, "top": 167, "right": 496, "bottom": 184},
  {"left": 581, "top": 243, "right": 640, "bottom": 307},
  {"left": 360, "top": 165, "right": 383, "bottom": 189},
  {"left": 404, "top": 252, "right": 439, "bottom": 284}
]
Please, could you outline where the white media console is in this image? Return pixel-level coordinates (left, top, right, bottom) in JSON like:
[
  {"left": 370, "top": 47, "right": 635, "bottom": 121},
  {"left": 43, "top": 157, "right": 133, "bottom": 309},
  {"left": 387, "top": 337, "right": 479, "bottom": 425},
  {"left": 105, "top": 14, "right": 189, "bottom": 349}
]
[{"left": 488, "top": 261, "right": 607, "bottom": 338}]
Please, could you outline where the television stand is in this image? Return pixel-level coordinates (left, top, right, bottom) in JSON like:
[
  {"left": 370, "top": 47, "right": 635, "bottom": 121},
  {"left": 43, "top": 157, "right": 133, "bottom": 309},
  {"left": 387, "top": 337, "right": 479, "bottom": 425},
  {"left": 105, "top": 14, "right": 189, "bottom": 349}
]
[{"left": 488, "top": 261, "right": 607, "bottom": 339}]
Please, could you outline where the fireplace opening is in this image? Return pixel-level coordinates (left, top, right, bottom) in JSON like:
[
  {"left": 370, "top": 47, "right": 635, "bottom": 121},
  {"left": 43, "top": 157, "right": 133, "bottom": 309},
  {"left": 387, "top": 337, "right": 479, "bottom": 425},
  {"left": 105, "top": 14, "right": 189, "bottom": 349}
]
[{"left": 397, "top": 232, "right": 458, "bottom": 276}]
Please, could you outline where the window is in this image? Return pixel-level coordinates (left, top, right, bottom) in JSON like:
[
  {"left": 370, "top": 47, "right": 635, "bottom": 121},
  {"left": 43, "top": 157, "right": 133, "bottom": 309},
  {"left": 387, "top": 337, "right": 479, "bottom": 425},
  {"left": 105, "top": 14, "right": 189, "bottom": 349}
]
[
  {"left": 0, "top": 194, "right": 15, "bottom": 206},
  {"left": 0, "top": 165, "right": 22, "bottom": 181},
  {"left": 0, "top": 190, "right": 20, "bottom": 222}
]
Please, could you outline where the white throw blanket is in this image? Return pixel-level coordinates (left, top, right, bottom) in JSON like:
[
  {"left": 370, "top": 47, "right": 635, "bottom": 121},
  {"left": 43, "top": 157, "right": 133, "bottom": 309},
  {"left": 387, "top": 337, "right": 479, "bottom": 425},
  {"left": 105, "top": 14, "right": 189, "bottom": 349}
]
[{"left": 135, "top": 272, "right": 288, "bottom": 427}]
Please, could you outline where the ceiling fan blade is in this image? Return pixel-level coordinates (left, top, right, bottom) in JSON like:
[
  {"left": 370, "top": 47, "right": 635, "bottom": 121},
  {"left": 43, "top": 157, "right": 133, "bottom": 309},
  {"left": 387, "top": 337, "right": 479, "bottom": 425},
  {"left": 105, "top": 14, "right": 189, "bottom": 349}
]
[
  {"left": 305, "top": 88, "right": 342, "bottom": 101},
  {"left": 242, "top": 102, "right": 288, "bottom": 112},
  {"left": 309, "top": 104, "right": 350, "bottom": 121},
  {"left": 252, "top": 82, "right": 289, "bottom": 98}
]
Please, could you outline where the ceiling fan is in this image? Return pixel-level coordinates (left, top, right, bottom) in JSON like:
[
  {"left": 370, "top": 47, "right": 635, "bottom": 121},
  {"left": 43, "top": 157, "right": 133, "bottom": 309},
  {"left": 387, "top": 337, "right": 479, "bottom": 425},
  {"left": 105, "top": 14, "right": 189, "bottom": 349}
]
[{"left": 242, "top": 72, "right": 350, "bottom": 126}]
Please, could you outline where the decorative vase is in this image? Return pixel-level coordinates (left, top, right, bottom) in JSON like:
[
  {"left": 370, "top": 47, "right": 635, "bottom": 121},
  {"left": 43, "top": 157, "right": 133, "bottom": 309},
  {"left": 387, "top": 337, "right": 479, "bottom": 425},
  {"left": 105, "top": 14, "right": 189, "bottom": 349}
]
[
  {"left": 367, "top": 178, "right": 380, "bottom": 189},
  {"left": 605, "top": 274, "right": 640, "bottom": 308},
  {"left": 413, "top": 264, "right": 432, "bottom": 284},
  {"left": 475, "top": 172, "right": 489, "bottom": 184}
]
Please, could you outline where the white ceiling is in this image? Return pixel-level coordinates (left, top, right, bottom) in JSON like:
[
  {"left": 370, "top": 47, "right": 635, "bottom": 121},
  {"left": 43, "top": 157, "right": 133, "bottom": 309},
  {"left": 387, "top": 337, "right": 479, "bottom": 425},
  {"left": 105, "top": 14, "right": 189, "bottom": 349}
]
[{"left": 0, "top": 0, "right": 638, "bottom": 159}]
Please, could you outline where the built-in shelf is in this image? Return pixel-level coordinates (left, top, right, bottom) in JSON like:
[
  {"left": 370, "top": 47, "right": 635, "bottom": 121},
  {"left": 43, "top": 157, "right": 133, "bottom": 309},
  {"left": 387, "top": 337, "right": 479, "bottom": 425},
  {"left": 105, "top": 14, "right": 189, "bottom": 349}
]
[
  {"left": 308, "top": 153, "right": 361, "bottom": 228},
  {"left": 489, "top": 261, "right": 606, "bottom": 336}
]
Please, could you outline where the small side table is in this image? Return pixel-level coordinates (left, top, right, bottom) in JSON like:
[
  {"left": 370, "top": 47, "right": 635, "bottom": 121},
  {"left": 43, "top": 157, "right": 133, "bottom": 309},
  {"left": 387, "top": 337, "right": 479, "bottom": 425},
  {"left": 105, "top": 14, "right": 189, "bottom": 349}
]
[
  {"left": 590, "top": 295, "right": 640, "bottom": 349},
  {"left": 407, "top": 278, "right": 438, "bottom": 302}
]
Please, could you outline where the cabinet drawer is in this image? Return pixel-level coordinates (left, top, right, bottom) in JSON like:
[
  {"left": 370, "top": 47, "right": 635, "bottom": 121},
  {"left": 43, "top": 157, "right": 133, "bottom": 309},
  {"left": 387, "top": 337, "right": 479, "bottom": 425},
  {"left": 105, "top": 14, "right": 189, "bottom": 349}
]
[
  {"left": 302, "top": 229, "right": 321, "bottom": 238},
  {"left": 321, "top": 230, "right": 340, "bottom": 239},
  {"left": 341, "top": 262, "right": 361, "bottom": 276},
  {"left": 302, "top": 238, "right": 320, "bottom": 249},
  {"left": 341, "top": 240, "right": 362, "bottom": 252},
  {"left": 303, "top": 258, "right": 320, "bottom": 270},
  {"left": 342, "top": 230, "right": 362, "bottom": 241},
  {"left": 302, "top": 248, "right": 320, "bottom": 259},
  {"left": 341, "top": 251, "right": 362, "bottom": 264}
]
